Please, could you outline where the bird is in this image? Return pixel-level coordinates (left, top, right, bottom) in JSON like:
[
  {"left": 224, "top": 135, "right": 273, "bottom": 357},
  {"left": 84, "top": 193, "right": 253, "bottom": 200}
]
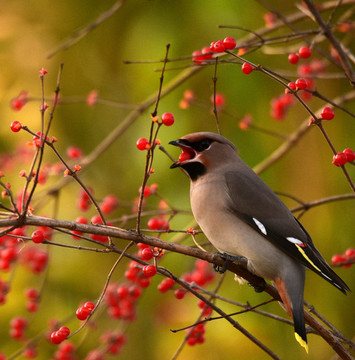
[{"left": 169, "top": 132, "right": 350, "bottom": 352}]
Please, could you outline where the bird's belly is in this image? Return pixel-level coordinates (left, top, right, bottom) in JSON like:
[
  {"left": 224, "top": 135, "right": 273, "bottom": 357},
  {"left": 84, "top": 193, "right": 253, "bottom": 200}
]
[{"left": 191, "top": 182, "right": 285, "bottom": 280}]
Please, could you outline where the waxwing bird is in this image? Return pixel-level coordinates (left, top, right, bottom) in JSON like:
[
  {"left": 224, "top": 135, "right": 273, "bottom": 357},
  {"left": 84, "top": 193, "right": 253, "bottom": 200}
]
[{"left": 169, "top": 132, "right": 350, "bottom": 352}]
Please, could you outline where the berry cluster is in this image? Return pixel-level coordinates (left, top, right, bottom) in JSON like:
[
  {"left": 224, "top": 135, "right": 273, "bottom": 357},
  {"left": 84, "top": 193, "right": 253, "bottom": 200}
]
[
  {"left": 332, "top": 248, "right": 355, "bottom": 268},
  {"left": 100, "top": 331, "right": 126, "bottom": 356},
  {"left": 77, "top": 187, "right": 94, "bottom": 212},
  {"left": 50, "top": 326, "right": 71, "bottom": 344},
  {"left": 52, "top": 342, "right": 76, "bottom": 360},
  {"left": 332, "top": 148, "right": 355, "bottom": 167},
  {"left": 192, "top": 37, "right": 236, "bottom": 64},
  {"left": 157, "top": 277, "right": 175, "bottom": 293},
  {"left": 76, "top": 301, "right": 95, "bottom": 320},
  {"left": 90, "top": 215, "right": 111, "bottom": 243},
  {"left": 186, "top": 300, "right": 213, "bottom": 346},
  {"left": 186, "top": 323, "right": 206, "bottom": 346},
  {"left": 0, "top": 277, "right": 10, "bottom": 304},
  {"left": 22, "top": 344, "right": 37, "bottom": 359},
  {"left": 10, "top": 316, "right": 28, "bottom": 341},
  {"left": 0, "top": 228, "right": 22, "bottom": 271},
  {"left": 71, "top": 216, "right": 88, "bottom": 239},
  {"left": 99, "top": 194, "right": 119, "bottom": 214},
  {"left": 210, "top": 37, "right": 237, "bottom": 53},
  {"left": 288, "top": 46, "right": 312, "bottom": 65},
  {"left": 147, "top": 217, "right": 170, "bottom": 231},
  {"left": 173, "top": 259, "right": 216, "bottom": 300},
  {"left": 24, "top": 287, "right": 40, "bottom": 313},
  {"left": 270, "top": 94, "right": 295, "bottom": 121},
  {"left": 20, "top": 246, "right": 49, "bottom": 274},
  {"left": 139, "top": 183, "right": 158, "bottom": 198},
  {"left": 285, "top": 77, "right": 310, "bottom": 93},
  {"left": 105, "top": 252, "right": 160, "bottom": 322}
]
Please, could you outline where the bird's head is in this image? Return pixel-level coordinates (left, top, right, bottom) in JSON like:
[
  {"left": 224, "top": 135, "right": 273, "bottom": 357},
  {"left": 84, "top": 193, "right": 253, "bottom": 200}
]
[{"left": 169, "top": 132, "right": 237, "bottom": 181}]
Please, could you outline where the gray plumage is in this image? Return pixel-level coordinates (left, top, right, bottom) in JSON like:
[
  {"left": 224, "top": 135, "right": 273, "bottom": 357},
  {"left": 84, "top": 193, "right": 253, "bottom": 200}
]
[{"left": 170, "top": 132, "right": 349, "bottom": 351}]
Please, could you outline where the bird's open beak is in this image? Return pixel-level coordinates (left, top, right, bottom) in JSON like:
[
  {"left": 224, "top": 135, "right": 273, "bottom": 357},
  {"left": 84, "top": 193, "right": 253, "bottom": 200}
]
[{"left": 169, "top": 139, "right": 196, "bottom": 169}]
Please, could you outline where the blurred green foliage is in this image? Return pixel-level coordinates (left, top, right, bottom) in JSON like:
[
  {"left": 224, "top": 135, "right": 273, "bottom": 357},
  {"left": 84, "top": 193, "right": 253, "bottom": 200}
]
[{"left": 0, "top": 0, "right": 354, "bottom": 359}]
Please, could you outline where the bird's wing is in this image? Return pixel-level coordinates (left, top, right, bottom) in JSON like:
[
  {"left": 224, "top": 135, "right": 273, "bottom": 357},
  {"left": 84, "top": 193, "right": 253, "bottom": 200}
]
[{"left": 224, "top": 170, "right": 349, "bottom": 293}]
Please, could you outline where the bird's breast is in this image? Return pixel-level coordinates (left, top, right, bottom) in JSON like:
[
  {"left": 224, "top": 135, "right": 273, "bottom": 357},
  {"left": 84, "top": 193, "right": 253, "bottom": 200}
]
[{"left": 190, "top": 176, "right": 289, "bottom": 280}]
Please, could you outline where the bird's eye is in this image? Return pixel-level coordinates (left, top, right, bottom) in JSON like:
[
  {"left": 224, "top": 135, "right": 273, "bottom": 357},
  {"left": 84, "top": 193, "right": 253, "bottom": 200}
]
[{"left": 196, "top": 139, "right": 213, "bottom": 151}]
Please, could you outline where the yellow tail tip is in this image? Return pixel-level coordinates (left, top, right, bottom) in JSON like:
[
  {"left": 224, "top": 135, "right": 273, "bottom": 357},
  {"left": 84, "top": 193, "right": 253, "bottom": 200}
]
[{"left": 295, "top": 333, "right": 309, "bottom": 354}]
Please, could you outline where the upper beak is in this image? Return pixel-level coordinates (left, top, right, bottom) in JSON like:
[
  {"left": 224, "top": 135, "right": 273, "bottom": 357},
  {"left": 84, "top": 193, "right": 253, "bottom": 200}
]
[{"left": 169, "top": 139, "right": 182, "bottom": 147}]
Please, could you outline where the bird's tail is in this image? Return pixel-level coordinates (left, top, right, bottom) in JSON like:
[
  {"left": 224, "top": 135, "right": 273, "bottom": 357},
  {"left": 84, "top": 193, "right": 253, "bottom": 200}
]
[{"left": 274, "top": 278, "right": 308, "bottom": 353}]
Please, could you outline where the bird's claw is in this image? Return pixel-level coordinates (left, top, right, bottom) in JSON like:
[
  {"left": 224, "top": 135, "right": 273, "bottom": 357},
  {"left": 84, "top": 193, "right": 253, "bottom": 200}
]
[
  {"left": 248, "top": 279, "right": 266, "bottom": 293},
  {"left": 213, "top": 252, "right": 248, "bottom": 274}
]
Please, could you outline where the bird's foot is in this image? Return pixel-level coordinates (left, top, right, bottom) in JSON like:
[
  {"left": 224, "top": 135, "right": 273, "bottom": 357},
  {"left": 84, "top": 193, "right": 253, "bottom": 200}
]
[
  {"left": 213, "top": 252, "right": 248, "bottom": 274},
  {"left": 248, "top": 279, "right": 266, "bottom": 293}
]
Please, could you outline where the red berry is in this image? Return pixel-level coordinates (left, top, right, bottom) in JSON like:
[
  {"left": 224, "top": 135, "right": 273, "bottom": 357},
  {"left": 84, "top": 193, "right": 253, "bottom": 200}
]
[
  {"left": 295, "top": 78, "right": 308, "bottom": 90},
  {"left": 299, "top": 46, "right": 312, "bottom": 59},
  {"left": 10, "top": 121, "right": 22, "bottom": 132},
  {"left": 10, "top": 317, "right": 28, "bottom": 329},
  {"left": 332, "top": 152, "right": 348, "bottom": 167},
  {"left": 161, "top": 112, "right": 175, "bottom": 126},
  {"left": 192, "top": 50, "right": 203, "bottom": 64},
  {"left": 84, "top": 301, "right": 95, "bottom": 311},
  {"left": 157, "top": 278, "right": 175, "bottom": 292},
  {"left": 26, "top": 300, "right": 39, "bottom": 313},
  {"left": 241, "top": 62, "right": 253, "bottom": 74},
  {"left": 174, "top": 288, "right": 185, "bottom": 299},
  {"left": 117, "top": 285, "right": 129, "bottom": 298},
  {"left": 223, "top": 36, "right": 237, "bottom": 50},
  {"left": 76, "top": 306, "right": 91, "bottom": 320},
  {"left": 210, "top": 40, "right": 225, "bottom": 53},
  {"left": 147, "top": 217, "right": 163, "bottom": 230},
  {"left": 128, "top": 285, "right": 142, "bottom": 299},
  {"left": 321, "top": 107, "right": 334, "bottom": 120},
  {"left": 332, "top": 254, "right": 346, "bottom": 265},
  {"left": 343, "top": 148, "right": 355, "bottom": 162},
  {"left": 25, "top": 288, "right": 39, "bottom": 300},
  {"left": 286, "top": 82, "right": 297, "bottom": 93},
  {"left": 201, "top": 47, "right": 213, "bottom": 60},
  {"left": 345, "top": 248, "right": 355, "bottom": 259},
  {"left": 50, "top": 331, "right": 63, "bottom": 344},
  {"left": 178, "top": 152, "right": 192, "bottom": 162},
  {"left": 31, "top": 230, "right": 45, "bottom": 244},
  {"left": 136, "top": 138, "right": 151, "bottom": 151},
  {"left": 288, "top": 53, "right": 299, "bottom": 64},
  {"left": 212, "top": 93, "right": 226, "bottom": 108},
  {"left": 298, "top": 63, "right": 312, "bottom": 76},
  {"left": 66, "top": 146, "right": 83, "bottom": 159},
  {"left": 139, "top": 186, "right": 151, "bottom": 197},
  {"left": 143, "top": 265, "right": 157, "bottom": 277},
  {"left": 139, "top": 247, "right": 154, "bottom": 260}
]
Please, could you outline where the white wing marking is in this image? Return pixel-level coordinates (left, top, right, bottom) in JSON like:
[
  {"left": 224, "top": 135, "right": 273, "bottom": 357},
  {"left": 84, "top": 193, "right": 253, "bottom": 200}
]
[
  {"left": 286, "top": 237, "right": 303, "bottom": 245},
  {"left": 253, "top": 218, "right": 267, "bottom": 235}
]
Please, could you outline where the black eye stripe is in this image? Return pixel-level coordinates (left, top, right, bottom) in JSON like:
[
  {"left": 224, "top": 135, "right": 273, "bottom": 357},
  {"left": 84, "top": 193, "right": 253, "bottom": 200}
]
[{"left": 193, "top": 139, "right": 213, "bottom": 152}]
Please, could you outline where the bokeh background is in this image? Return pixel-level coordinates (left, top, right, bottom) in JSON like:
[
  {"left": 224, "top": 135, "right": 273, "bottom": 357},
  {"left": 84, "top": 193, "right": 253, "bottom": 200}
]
[{"left": 0, "top": 0, "right": 354, "bottom": 359}]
